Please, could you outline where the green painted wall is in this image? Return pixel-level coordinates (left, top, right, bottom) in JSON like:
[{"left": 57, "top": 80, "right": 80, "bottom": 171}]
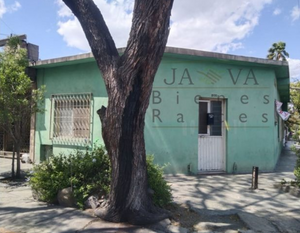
[
  {"left": 35, "top": 62, "right": 107, "bottom": 163},
  {"left": 144, "top": 57, "right": 281, "bottom": 173},
  {"left": 35, "top": 54, "right": 285, "bottom": 173}
]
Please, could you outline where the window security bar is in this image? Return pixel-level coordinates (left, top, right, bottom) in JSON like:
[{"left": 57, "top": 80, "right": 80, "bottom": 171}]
[{"left": 50, "top": 93, "right": 92, "bottom": 144}]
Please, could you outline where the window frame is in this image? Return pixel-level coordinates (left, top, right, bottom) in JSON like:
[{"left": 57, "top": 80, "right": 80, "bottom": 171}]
[
  {"left": 198, "top": 100, "right": 210, "bottom": 135},
  {"left": 49, "top": 93, "right": 92, "bottom": 143},
  {"left": 198, "top": 100, "right": 223, "bottom": 137}
]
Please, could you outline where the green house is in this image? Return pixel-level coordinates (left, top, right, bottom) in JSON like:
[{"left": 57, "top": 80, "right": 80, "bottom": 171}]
[{"left": 31, "top": 47, "right": 290, "bottom": 174}]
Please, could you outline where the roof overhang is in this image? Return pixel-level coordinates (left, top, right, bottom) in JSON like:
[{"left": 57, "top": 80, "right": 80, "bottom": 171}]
[{"left": 32, "top": 46, "right": 290, "bottom": 103}]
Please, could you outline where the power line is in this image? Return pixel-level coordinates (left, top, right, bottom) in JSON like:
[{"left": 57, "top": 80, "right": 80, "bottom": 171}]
[{"left": 0, "top": 18, "right": 14, "bottom": 34}]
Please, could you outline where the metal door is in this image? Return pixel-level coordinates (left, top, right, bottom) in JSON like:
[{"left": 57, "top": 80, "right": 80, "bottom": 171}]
[{"left": 198, "top": 100, "right": 225, "bottom": 172}]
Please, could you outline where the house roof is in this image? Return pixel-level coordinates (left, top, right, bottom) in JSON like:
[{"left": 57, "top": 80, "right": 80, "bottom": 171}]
[{"left": 33, "top": 46, "right": 290, "bottom": 103}]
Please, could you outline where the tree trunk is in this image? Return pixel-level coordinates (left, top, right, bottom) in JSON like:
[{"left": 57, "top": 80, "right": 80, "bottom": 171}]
[
  {"left": 7, "top": 124, "right": 20, "bottom": 179},
  {"left": 63, "top": 0, "right": 174, "bottom": 225},
  {"left": 94, "top": 71, "right": 168, "bottom": 224},
  {"left": 14, "top": 119, "right": 21, "bottom": 179},
  {"left": 15, "top": 144, "right": 21, "bottom": 179},
  {"left": 11, "top": 145, "right": 16, "bottom": 179},
  {"left": 11, "top": 144, "right": 15, "bottom": 179}
]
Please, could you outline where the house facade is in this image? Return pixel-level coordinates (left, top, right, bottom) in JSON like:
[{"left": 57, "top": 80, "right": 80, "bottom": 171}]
[{"left": 32, "top": 47, "right": 290, "bottom": 174}]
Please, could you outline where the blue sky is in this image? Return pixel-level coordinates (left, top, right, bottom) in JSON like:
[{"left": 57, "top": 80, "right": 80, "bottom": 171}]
[{"left": 0, "top": 0, "right": 299, "bottom": 79}]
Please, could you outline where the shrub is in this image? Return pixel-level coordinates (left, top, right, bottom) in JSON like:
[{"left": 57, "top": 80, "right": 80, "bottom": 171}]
[
  {"left": 291, "top": 144, "right": 297, "bottom": 152},
  {"left": 29, "top": 149, "right": 172, "bottom": 209},
  {"left": 29, "top": 146, "right": 110, "bottom": 208},
  {"left": 146, "top": 155, "right": 172, "bottom": 207},
  {"left": 294, "top": 148, "right": 300, "bottom": 187}
]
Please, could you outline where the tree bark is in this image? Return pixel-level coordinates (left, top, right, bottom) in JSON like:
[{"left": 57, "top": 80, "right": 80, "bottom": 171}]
[
  {"left": 15, "top": 144, "right": 21, "bottom": 179},
  {"left": 7, "top": 124, "right": 21, "bottom": 179},
  {"left": 63, "top": 0, "right": 173, "bottom": 225},
  {"left": 15, "top": 120, "right": 21, "bottom": 179},
  {"left": 11, "top": 144, "right": 15, "bottom": 179}
]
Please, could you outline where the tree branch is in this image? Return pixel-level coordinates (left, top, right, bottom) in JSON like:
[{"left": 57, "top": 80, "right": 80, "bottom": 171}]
[
  {"left": 120, "top": 0, "right": 174, "bottom": 90},
  {"left": 62, "top": 0, "right": 119, "bottom": 78},
  {"left": 97, "top": 106, "right": 107, "bottom": 124}
]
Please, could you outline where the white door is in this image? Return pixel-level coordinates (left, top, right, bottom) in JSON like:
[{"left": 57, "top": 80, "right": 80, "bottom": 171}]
[{"left": 198, "top": 100, "right": 225, "bottom": 172}]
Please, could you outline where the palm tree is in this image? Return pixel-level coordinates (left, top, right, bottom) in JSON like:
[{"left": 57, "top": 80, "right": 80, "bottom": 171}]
[{"left": 267, "top": 41, "right": 289, "bottom": 61}]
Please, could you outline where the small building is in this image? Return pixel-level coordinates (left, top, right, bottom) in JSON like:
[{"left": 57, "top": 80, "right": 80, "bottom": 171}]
[{"left": 32, "top": 47, "right": 290, "bottom": 174}]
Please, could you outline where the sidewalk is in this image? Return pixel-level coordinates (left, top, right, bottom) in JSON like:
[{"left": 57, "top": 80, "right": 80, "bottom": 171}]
[
  {"left": 166, "top": 141, "right": 300, "bottom": 232},
  {"left": 0, "top": 156, "right": 32, "bottom": 179},
  {"left": 0, "top": 158, "right": 162, "bottom": 233},
  {"left": 0, "top": 142, "right": 299, "bottom": 232}
]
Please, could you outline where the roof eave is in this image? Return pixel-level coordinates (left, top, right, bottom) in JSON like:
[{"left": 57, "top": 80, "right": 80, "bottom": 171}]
[{"left": 32, "top": 46, "right": 289, "bottom": 69}]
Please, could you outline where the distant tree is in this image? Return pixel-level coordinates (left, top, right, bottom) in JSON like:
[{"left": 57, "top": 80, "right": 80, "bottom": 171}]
[
  {"left": 0, "top": 37, "right": 44, "bottom": 179},
  {"left": 267, "top": 41, "right": 289, "bottom": 61},
  {"left": 290, "top": 83, "right": 300, "bottom": 111},
  {"left": 287, "top": 82, "right": 300, "bottom": 141},
  {"left": 62, "top": 0, "right": 174, "bottom": 225}
]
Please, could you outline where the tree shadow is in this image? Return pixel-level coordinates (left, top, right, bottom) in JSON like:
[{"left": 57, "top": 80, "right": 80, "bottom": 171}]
[
  {"left": 0, "top": 205, "right": 94, "bottom": 232},
  {"left": 0, "top": 171, "right": 30, "bottom": 188},
  {"left": 165, "top": 146, "right": 300, "bottom": 231},
  {"left": 165, "top": 202, "right": 248, "bottom": 232}
]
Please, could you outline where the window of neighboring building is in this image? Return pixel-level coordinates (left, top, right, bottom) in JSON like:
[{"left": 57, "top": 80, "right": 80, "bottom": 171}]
[{"left": 51, "top": 93, "right": 92, "bottom": 141}]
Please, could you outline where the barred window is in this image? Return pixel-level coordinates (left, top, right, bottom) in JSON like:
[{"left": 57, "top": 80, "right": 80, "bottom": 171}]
[{"left": 51, "top": 93, "right": 92, "bottom": 141}]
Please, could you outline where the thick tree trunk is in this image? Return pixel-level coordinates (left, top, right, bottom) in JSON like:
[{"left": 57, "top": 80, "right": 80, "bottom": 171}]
[
  {"left": 95, "top": 71, "right": 168, "bottom": 224},
  {"left": 63, "top": 0, "right": 173, "bottom": 224}
]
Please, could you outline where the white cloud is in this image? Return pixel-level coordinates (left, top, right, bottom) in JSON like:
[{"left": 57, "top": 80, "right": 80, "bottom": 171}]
[
  {"left": 288, "top": 58, "right": 300, "bottom": 81},
  {"left": 215, "top": 42, "right": 244, "bottom": 54},
  {"left": 291, "top": 6, "right": 300, "bottom": 21},
  {"left": 273, "top": 8, "right": 281, "bottom": 15},
  {"left": 168, "top": 0, "right": 272, "bottom": 53},
  {"left": 7, "top": 1, "right": 21, "bottom": 13},
  {"left": 56, "top": 0, "right": 272, "bottom": 54},
  {"left": 56, "top": 0, "right": 72, "bottom": 17},
  {"left": 0, "top": 1, "right": 21, "bottom": 17},
  {"left": 0, "top": 0, "right": 7, "bottom": 18},
  {"left": 57, "top": 0, "right": 133, "bottom": 50},
  {"left": 57, "top": 19, "right": 87, "bottom": 50}
]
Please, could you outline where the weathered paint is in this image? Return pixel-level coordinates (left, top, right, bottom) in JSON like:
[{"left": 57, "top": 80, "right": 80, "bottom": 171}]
[
  {"left": 34, "top": 49, "right": 289, "bottom": 173},
  {"left": 144, "top": 57, "right": 284, "bottom": 173},
  {"left": 35, "top": 62, "right": 107, "bottom": 163}
]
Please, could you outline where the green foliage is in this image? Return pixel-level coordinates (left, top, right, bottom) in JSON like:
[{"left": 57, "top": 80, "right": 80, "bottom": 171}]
[
  {"left": 30, "top": 150, "right": 172, "bottom": 209},
  {"left": 288, "top": 82, "right": 300, "bottom": 188},
  {"left": 295, "top": 149, "right": 300, "bottom": 187},
  {"left": 0, "top": 36, "right": 44, "bottom": 126},
  {"left": 6, "top": 36, "right": 22, "bottom": 51},
  {"left": 146, "top": 155, "right": 172, "bottom": 207},
  {"left": 291, "top": 144, "right": 297, "bottom": 153},
  {"left": 29, "top": 146, "right": 110, "bottom": 208},
  {"left": 287, "top": 82, "right": 300, "bottom": 142},
  {"left": 0, "top": 36, "right": 45, "bottom": 178},
  {"left": 290, "top": 82, "right": 300, "bottom": 112},
  {"left": 267, "top": 41, "right": 289, "bottom": 61}
]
